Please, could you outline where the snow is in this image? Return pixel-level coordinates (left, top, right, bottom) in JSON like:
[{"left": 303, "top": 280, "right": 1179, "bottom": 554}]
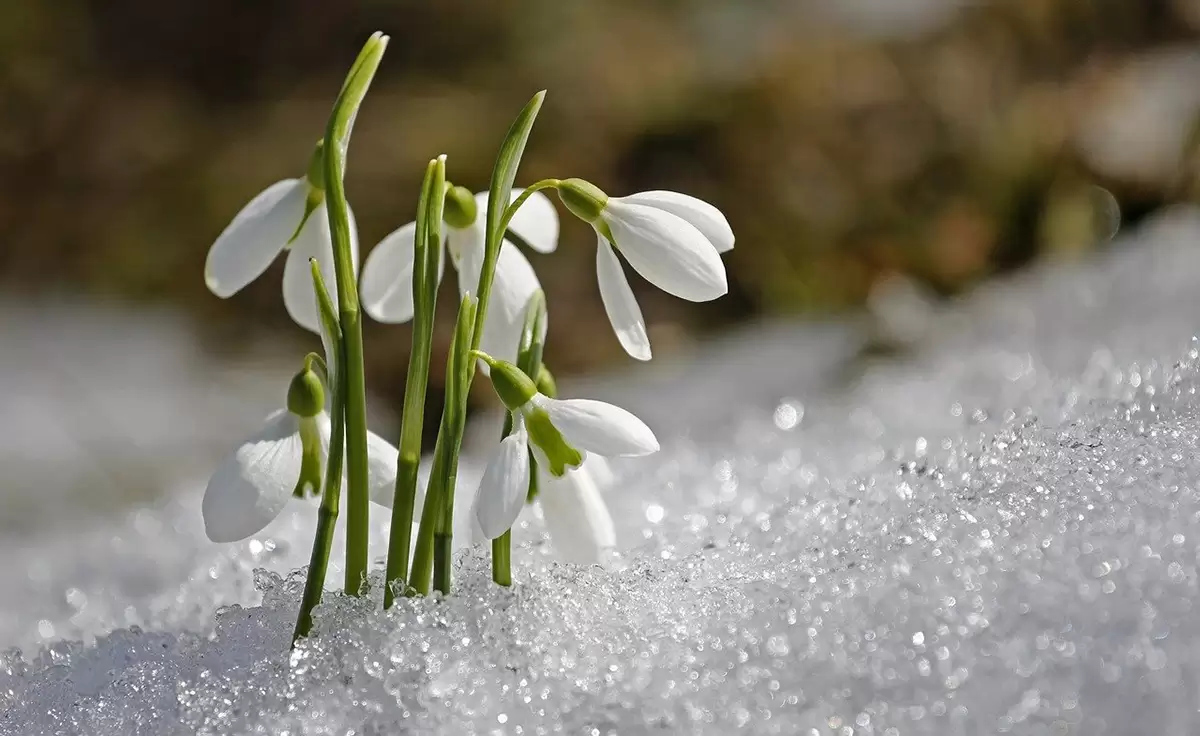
[{"left": 7, "top": 207, "right": 1200, "bottom": 733}]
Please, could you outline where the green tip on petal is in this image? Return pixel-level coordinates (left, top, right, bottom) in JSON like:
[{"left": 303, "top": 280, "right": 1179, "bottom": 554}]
[
  {"left": 526, "top": 407, "right": 583, "bottom": 477},
  {"left": 475, "top": 351, "right": 537, "bottom": 411},
  {"left": 557, "top": 178, "right": 608, "bottom": 224},
  {"left": 287, "top": 363, "right": 326, "bottom": 418},
  {"left": 293, "top": 416, "right": 325, "bottom": 498}
]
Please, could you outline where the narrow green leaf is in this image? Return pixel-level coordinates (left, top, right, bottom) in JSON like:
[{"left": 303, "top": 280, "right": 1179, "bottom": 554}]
[{"left": 485, "top": 91, "right": 546, "bottom": 248}]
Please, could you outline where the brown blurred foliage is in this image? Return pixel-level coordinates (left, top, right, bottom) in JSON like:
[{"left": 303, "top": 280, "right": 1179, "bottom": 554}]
[{"left": 2, "top": 0, "right": 1200, "bottom": 414}]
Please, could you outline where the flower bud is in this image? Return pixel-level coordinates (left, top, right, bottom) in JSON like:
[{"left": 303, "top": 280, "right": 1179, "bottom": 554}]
[
  {"left": 474, "top": 351, "right": 537, "bottom": 411},
  {"left": 443, "top": 184, "right": 478, "bottom": 229},
  {"left": 556, "top": 178, "right": 608, "bottom": 224},
  {"left": 287, "top": 364, "right": 326, "bottom": 418}
]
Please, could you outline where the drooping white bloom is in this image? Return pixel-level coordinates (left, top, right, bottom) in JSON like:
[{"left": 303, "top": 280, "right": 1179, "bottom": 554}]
[
  {"left": 536, "top": 457, "right": 616, "bottom": 564},
  {"left": 202, "top": 407, "right": 401, "bottom": 543},
  {"left": 558, "top": 180, "right": 734, "bottom": 361},
  {"left": 203, "top": 282, "right": 398, "bottom": 544},
  {"left": 467, "top": 454, "right": 617, "bottom": 564},
  {"left": 204, "top": 176, "right": 360, "bottom": 334},
  {"left": 472, "top": 356, "right": 658, "bottom": 539},
  {"left": 360, "top": 188, "right": 557, "bottom": 363}
]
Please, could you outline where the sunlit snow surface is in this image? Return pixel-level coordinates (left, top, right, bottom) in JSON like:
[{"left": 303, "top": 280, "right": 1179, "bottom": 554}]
[{"left": 8, "top": 208, "right": 1200, "bottom": 733}]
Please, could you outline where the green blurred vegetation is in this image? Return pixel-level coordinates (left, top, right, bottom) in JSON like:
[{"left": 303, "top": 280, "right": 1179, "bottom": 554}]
[{"left": 2, "top": 0, "right": 1200, "bottom": 408}]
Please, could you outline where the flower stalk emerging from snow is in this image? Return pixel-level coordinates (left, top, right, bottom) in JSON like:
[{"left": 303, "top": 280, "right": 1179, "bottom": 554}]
[
  {"left": 293, "top": 261, "right": 346, "bottom": 643},
  {"left": 204, "top": 29, "right": 737, "bottom": 626},
  {"left": 404, "top": 90, "right": 549, "bottom": 597},
  {"left": 321, "top": 32, "right": 389, "bottom": 596},
  {"left": 471, "top": 351, "right": 659, "bottom": 544},
  {"left": 491, "top": 291, "right": 548, "bottom": 586},
  {"left": 382, "top": 155, "right": 446, "bottom": 607}
]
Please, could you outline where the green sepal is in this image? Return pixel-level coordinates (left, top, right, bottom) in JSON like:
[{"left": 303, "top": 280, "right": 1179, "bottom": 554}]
[
  {"left": 474, "top": 352, "right": 537, "bottom": 411},
  {"left": 525, "top": 406, "right": 582, "bottom": 477},
  {"left": 443, "top": 184, "right": 478, "bottom": 230},
  {"left": 556, "top": 178, "right": 608, "bottom": 224},
  {"left": 293, "top": 416, "right": 325, "bottom": 498},
  {"left": 289, "top": 142, "right": 328, "bottom": 245}
]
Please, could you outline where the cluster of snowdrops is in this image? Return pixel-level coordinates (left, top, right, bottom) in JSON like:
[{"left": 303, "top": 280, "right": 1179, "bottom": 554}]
[{"left": 199, "top": 34, "right": 735, "bottom": 642}]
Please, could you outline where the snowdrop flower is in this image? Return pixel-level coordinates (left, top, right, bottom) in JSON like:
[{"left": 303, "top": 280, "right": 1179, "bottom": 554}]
[
  {"left": 471, "top": 353, "right": 658, "bottom": 539},
  {"left": 556, "top": 179, "right": 734, "bottom": 361},
  {"left": 202, "top": 361, "right": 398, "bottom": 543},
  {"left": 204, "top": 142, "right": 360, "bottom": 333},
  {"left": 360, "top": 185, "right": 558, "bottom": 363}
]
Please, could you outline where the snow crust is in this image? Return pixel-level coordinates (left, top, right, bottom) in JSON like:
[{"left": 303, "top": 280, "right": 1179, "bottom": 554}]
[{"left": 7, "top": 208, "right": 1200, "bottom": 733}]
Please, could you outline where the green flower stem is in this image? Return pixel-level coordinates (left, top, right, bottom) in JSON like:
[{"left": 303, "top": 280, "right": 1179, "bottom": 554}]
[
  {"left": 408, "top": 430, "right": 446, "bottom": 596},
  {"left": 434, "top": 296, "right": 476, "bottom": 595},
  {"left": 322, "top": 32, "right": 388, "bottom": 596},
  {"left": 491, "top": 291, "right": 546, "bottom": 586},
  {"left": 412, "top": 91, "right": 546, "bottom": 597},
  {"left": 410, "top": 296, "right": 474, "bottom": 596},
  {"left": 503, "top": 178, "right": 560, "bottom": 232},
  {"left": 491, "top": 530, "right": 512, "bottom": 586},
  {"left": 293, "top": 263, "right": 346, "bottom": 644},
  {"left": 384, "top": 156, "right": 446, "bottom": 608}
]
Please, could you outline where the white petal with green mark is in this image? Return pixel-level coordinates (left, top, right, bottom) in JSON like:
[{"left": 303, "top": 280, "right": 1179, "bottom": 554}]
[
  {"left": 532, "top": 395, "right": 659, "bottom": 457},
  {"left": 202, "top": 409, "right": 330, "bottom": 543}
]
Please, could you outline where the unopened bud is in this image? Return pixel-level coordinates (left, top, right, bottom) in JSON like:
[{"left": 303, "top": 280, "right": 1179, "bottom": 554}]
[
  {"left": 556, "top": 178, "right": 608, "bottom": 224},
  {"left": 474, "top": 351, "right": 537, "bottom": 411},
  {"left": 287, "top": 364, "right": 326, "bottom": 418},
  {"left": 443, "top": 184, "right": 478, "bottom": 229}
]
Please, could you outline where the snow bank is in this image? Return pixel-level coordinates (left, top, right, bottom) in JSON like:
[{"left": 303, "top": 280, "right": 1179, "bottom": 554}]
[{"left": 6, "top": 208, "right": 1200, "bottom": 734}]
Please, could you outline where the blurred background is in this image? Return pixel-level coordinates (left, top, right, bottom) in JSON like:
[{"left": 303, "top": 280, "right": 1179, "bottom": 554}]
[{"left": 3, "top": 0, "right": 1200, "bottom": 527}]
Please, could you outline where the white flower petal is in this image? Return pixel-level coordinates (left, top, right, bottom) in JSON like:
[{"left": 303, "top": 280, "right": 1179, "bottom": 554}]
[
  {"left": 602, "top": 201, "right": 727, "bottom": 302},
  {"left": 205, "top": 179, "right": 307, "bottom": 298},
  {"left": 202, "top": 409, "right": 303, "bottom": 543},
  {"left": 474, "top": 418, "right": 532, "bottom": 539},
  {"left": 283, "top": 203, "right": 361, "bottom": 333},
  {"left": 621, "top": 190, "right": 734, "bottom": 253},
  {"left": 581, "top": 454, "right": 614, "bottom": 489},
  {"left": 596, "top": 236, "right": 651, "bottom": 361},
  {"left": 450, "top": 224, "right": 487, "bottom": 297},
  {"left": 533, "top": 395, "right": 659, "bottom": 457},
  {"left": 480, "top": 242, "right": 545, "bottom": 365},
  {"left": 481, "top": 189, "right": 559, "bottom": 253},
  {"left": 452, "top": 225, "right": 544, "bottom": 367},
  {"left": 360, "top": 221, "right": 418, "bottom": 323},
  {"left": 538, "top": 462, "right": 616, "bottom": 564},
  {"left": 366, "top": 429, "right": 400, "bottom": 508}
]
